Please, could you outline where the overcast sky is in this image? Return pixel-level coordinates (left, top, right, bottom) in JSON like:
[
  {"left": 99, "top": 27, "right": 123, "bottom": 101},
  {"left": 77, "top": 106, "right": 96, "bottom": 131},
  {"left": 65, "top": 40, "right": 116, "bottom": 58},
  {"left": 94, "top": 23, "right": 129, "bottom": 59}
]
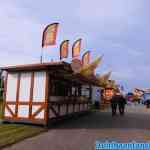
[{"left": 0, "top": 0, "right": 150, "bottom": 91}]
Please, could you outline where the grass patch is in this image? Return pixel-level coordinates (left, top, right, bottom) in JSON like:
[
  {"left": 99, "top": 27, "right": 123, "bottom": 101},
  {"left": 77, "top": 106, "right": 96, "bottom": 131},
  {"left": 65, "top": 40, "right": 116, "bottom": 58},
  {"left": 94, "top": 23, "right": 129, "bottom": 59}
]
[
  {"left": 0, "top": 124, "right": 47, "bottom": 149},
  {"left": 0, "top": 100, "right": 47, "bottom": 148}
]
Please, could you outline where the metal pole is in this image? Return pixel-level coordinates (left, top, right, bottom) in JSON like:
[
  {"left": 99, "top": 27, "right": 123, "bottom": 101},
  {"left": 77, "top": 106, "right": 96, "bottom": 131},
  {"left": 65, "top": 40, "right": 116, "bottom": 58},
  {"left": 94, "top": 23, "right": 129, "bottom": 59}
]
[{"left": 40, "top": 48, "right": 44, "bottom": 63}]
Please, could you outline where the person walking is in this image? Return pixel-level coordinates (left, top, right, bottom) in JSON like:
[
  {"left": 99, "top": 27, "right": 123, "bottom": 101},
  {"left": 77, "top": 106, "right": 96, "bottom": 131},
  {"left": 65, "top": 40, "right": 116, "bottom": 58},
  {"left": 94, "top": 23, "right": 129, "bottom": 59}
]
[
  {"left": 111, "top": 91, "right": 127, "bottom": 116},
  {"left": 117, "top": 93, "right": 127, "bottom": 116},
  {"left": 110, "top": 93, "right": 118, "bottom": 116}
]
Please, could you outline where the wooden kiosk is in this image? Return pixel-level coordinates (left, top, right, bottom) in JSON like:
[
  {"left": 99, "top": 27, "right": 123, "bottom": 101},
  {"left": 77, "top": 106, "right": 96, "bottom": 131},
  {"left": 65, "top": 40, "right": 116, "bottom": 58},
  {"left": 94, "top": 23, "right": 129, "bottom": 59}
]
[{"left": 1, "top": 61, "right": 100, "bottom": 126}]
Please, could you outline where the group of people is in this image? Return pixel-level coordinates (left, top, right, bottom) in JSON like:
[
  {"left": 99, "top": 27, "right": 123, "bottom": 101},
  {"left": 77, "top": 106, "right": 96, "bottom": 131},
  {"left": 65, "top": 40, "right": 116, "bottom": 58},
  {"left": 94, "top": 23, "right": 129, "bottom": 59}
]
[{"left": 110, "top": 91, "right": 127, "bottom": 116}]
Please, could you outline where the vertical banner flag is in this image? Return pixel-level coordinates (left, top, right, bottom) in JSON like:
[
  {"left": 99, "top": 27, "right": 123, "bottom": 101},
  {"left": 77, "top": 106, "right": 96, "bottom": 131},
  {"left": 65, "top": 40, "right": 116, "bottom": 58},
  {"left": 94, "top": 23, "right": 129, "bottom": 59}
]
[
  {"left": 60, "top": 40, "right": 69, "bottom": 60},
  {"left": 42, "top": 23, "right": 59, "bottom": 48},
  {"left": 82, "top": 51, "right": 90, "bottom": 65},
  {"left": 72, "top": 39, "right": 82, "bottom": 58}
]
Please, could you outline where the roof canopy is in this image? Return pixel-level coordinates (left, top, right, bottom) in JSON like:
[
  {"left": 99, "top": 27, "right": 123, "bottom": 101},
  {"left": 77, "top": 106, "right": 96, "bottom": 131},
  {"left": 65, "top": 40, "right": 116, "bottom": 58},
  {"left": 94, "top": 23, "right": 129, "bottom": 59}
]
[
  {"left": 0, "top": 61, "right": 100, "bottom": 87},
  {"left": 0, "top": 61, "right": 70, "bottom": 72}
]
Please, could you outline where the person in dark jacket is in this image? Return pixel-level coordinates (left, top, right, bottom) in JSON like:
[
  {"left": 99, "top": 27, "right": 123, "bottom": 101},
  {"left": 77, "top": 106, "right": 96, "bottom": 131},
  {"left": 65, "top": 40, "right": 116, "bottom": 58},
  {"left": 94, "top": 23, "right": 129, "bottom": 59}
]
[
  {"left": 117, "top": 94, "right": 127, "bottom": 116},
  {"left": 111, "top": 91, "right": 127, "bottom": 116},
  {"left": 111, "top": 93, "right": 118, "bottom": 116}
]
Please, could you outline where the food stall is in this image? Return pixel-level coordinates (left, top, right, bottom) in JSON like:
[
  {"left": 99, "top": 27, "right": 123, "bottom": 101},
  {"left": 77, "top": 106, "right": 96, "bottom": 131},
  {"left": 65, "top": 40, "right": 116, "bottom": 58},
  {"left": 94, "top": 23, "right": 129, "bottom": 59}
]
[{"left": 1, "top": 61, "right": 100, "bottom": 126}]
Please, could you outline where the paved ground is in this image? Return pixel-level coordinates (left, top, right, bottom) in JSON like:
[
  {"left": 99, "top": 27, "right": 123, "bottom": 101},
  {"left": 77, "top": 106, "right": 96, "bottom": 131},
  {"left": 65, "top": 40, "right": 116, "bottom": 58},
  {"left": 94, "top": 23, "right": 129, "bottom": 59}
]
[{"left": 4, "top": 104, "right": 150, "bottom": 150}]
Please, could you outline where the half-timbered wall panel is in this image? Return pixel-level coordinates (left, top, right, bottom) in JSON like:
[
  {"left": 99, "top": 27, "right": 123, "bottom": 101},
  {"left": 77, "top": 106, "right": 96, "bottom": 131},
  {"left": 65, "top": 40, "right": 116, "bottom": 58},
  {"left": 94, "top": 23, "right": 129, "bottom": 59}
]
[
  {"left": 33, "top": 71, "right": 46, "bottom": 102},
  {"left": 35, "top": 110, "right": 44, "bottom": 119},
  {"left": 32, "top": 105, "right": 44, "bottom": 119},
  {"left": 60, "top": 104, "right": 66, "bottom": 116},
  {"left": 49, "top": 104, "right": 59, "bottom": 119},
  {"left": 32, "top": 105, "right": 45, "bottom": 119},
  {"left": 18, "top": 105, "right": 29, "bottom": 118},
  {"left": 32, "top": 105, "right": 42, "bottom": 115},
  {"left": 49, "top": 109, "right": 56, "bottom": 118},
  {"left": 6, "top": 73, "right": 18, "bottom": 101},
  {"left": 5, "top": 104, "right": 15, "bottom": 117},
  {"left": 81, "top": 104, "right": 84, "bottom": 111},
  {"left": 19, "top": 73, "right": 31, "bottom": 102},
  {"left": 68, "top": 104, "right": 73, "bottom": 113},
  {"left": 75, "top": 104, "right": 79, "bottom": 112},
  {"left": 4, "top": 71, "right": 47, "bottom": 124}
]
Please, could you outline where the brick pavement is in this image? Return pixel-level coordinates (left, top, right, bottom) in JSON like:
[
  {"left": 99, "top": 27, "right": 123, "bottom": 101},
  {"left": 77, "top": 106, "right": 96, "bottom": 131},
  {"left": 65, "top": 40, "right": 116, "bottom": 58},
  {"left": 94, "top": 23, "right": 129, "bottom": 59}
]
[{"left": 4, "top": 104, "right": 150, "bottom": 150}]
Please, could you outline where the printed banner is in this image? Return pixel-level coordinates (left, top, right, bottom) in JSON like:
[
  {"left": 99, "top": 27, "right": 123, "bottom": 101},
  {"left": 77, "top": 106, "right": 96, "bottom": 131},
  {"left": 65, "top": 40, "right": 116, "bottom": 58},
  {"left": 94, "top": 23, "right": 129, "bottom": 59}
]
[
  {"left": 42, "top": 23, "right": 59, "bottom": 47},
  {"left": 72, "top": 39, "right": 82, "bottom": 58},
  {"left": 82, "top": 51, "right": 90, "bottom": 65},
  {"left": 60, "top": 40, "right": 69, "bottom": 60}
]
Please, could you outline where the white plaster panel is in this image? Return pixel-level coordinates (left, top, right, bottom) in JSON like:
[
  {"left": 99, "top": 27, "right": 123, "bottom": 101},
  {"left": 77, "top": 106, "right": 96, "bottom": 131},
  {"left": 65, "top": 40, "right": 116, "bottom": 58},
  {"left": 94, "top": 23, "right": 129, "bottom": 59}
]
[
  {"left": 60, "top": 105, "right": 66, "bottom": 116},
  {"left": 19, "top": 73, "right": 31, "bottom": 102},
  {"left": 83, "top": 104, "right": 86, "bottom": 111},
  {"left": 33, "top": 72, "right": 46, "bottom": 102},
  {"left": 80, "top": 104, "right": 83, "bottom": 111},
  {"left": 75, "top": 104, "right": 79, "bottom": 112},
  {"left": 63, "top": 104, "right": 67, "bottom": 115},
  {"left": 84, "top": 104, "right": 86, "bottom": 111},
  {"left": 18, "top": 105, "right": 29, "bottom": 118},
  {"left": 4, "top": 108, "right": 11, "bottom": 117},
  {"left": 68, "top": 104, "right": 73, "bottom": 113},
  {"left": 81, "top": 104, "right": 84, "bottom": 111},
  {"left": 84, "top": 104, "right": 88, "bottom": 110},
  {"left": 6, "top": 73, "right": 18, "bottom": 101}
]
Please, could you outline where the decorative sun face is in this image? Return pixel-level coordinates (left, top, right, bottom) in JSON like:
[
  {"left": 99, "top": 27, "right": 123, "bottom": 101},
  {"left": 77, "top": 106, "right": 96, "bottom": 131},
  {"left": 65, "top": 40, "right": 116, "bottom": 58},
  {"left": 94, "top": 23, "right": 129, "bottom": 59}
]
[{"left": 105, "top": 89, "right": 114, "bottom": 100}]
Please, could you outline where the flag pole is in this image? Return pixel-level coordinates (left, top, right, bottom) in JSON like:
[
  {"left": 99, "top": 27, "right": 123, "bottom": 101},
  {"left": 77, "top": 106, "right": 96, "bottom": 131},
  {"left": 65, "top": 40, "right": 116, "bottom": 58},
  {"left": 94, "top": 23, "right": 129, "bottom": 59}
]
[{"left": 40, "top": 48, "right": 44, "bottom": 63}]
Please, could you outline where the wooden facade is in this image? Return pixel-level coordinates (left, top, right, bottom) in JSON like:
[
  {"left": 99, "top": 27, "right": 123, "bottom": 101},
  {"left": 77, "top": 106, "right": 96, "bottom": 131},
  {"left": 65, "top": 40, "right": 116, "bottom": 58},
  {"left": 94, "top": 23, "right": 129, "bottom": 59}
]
[{"left": 1, "top": 61, "right": 99, "bottom": 125}]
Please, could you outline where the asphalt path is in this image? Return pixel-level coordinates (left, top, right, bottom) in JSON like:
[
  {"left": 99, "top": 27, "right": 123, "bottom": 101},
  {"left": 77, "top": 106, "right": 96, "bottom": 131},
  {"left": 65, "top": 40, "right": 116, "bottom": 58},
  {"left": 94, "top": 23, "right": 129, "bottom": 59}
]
[{"left": 4, "top": 104, "right": 150, "bottom": 150}]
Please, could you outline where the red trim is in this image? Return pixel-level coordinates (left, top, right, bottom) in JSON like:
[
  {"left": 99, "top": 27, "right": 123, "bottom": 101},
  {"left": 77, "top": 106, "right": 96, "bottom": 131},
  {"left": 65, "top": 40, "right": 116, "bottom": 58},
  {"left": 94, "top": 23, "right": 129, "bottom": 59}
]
[
  {"left": 15, "top": 73, "right": 21, "bottom": 117},
  {"left": 45, "top": 71, "right": 49, "bottom": 124},
  {"left": 4, "top": 117, "right": 46, "bottom": 125},
  {"left": 5, "top": 104, "right": 15, "bottom": 117},
  {"left": 32, "top": 104, "right": 45, "bottom": 118},
  {"left": 29, "top": 72, "right": 34, "bottom": 118},
  {"left": 49, "top": 105, "right": 60, "bottom": 117},
  {"left": 6, "top": 101, "right": 46, "bottom": 105},
  {"left": 2, "top": 72, "right": 8, "bottom": 120},
  {"left": 0, "top": 61, "right": 69, "bottom": 71},
  {"left": 4, "top": 72, "right": 8, "bottom": 100}
]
